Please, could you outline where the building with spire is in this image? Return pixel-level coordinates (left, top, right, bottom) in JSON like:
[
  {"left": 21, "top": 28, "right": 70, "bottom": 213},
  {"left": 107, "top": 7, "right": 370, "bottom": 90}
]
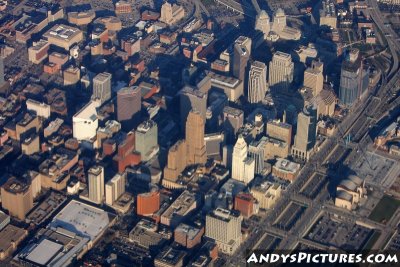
[{"left": 231, "top": 135, "right": 255, "bottom": 184}]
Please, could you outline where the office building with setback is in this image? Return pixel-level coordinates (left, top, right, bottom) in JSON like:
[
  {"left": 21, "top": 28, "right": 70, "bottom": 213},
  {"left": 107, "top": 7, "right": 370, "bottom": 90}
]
[
  {"left": 92, "top": 72, "right": 112, "bottom": 104},
  {"left": 291, "top": 105, "right": 317, "bottom": 161},
  {"left": 205, "top": 208, "right": 242, "bottom": 255},
  {"left": 88, "top": 165, "right": 105, "bottom": 204},
  {"left": 135, "top": 120, "right": 158, "bottom": 161},
  {"left": 269, "top": 51, "right": 294, "bottom": 93},
  {"left": 117, "top": 86, "right": 142, "bottom": 130},
  {"left": 248, "top": 61, "right": 268, "bottom": 103}
]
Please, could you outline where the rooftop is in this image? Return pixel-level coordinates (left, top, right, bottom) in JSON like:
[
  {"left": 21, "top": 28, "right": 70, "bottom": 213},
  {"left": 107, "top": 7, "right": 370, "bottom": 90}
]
[{"left": 49, "top": 200, "right": 114, "bottom": 240}]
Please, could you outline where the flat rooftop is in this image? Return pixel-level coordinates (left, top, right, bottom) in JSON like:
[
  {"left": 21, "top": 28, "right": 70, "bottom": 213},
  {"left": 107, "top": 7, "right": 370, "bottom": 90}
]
[
  {"left": 49, "top": 200, "right": 114, "bottom": 240},
  {"left": 44, "top": 24, "right": 82, "bottom": 41}
]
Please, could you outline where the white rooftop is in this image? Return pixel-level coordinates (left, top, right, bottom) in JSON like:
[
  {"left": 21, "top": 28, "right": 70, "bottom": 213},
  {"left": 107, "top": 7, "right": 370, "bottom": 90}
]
[{"left": 49, "top": 200, "right": 111, "bottom": 240}]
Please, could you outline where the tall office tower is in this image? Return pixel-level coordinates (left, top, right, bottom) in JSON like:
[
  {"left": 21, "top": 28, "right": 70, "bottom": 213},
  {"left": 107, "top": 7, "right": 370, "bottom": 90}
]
[
  {"left": 186, "top": 110, "right": 207, "bottom": 165},
  {"left": 223, "top": 106, "right": 244, "bottom": 144},
  {"left": 255, "top": 10, "right": 270, "bottom": 38},
  {"left": 205, "top": 208, "right": 242, "bottom": 255},
  {"left": 180, "top": 86, "right": 207, "bottom": 131},
  {"left": 159, "top": 1, "right": 185, "bottom": 26},
  {"left": 292, "top": 105, "right": 317, "bottom": 161},
  {"left": 304, "top": 60, "right": 324, "bottom": 96},
  {"left": 206, "top": 92, "right": 227, "bottom": 132},
  {"left": 248, "top": 61, "right": 268, "bottom": 103},
  {"left": 1, "top": 178, "right": 33, "bottom": 220},
  {"left": 0, "top": 56, "right": 6, "bottom": 87},
  {"left": 231, "top": 135, "right": 255, "bottom": 184},
  {"left": 266, "top": 119, "right": 293, "bottom": 145},
  {"left": 234, "top": 36, "right": 252, "bottom": 55},
  {"left": 164, "top": 140, "right": 187, "bottom": 181},
  {"left": 135, "top": 120, "right": 159, "bottom": 162},
  {"left": 249, "top": 137, "right": 267, "bottom": 174},
  {"left": 232, "top": 43, "right": 250, "bottom": 81},
  {"left": 339, "top": 49, "right": 369, "bottom": 106},
  {"left": 88, "top": 165, "right": 105, "bottom": 204},
  {"left": 117, "top": 86, "right": 141, "bottom": 130},
  {"left": 269, "top": 51, "right": 294, "bottom": 93},
  {"left": 92, "top": 72, "right": 112, "bottom": 104},
  {"left": 105, "top": 173, "right": 126, "bottom": 206},
  {"left": 272, "top": 8, "right": 287, "bottom": 33}
]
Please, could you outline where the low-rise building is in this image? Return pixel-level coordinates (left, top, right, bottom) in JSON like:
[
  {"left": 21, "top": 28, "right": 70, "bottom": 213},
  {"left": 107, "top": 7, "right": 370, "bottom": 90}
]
[{"left": 272, "top": 158, "right": 301, "bottom": 182}]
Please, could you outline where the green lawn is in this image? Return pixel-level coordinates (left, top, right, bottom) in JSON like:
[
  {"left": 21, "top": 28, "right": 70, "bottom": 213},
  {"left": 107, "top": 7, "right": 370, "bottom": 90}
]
[{"left": 368, "top": 195, "right": 400, "bottom": 224}]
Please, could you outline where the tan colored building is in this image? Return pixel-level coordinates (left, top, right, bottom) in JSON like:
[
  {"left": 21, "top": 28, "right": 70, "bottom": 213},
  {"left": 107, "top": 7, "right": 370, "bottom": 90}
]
[
  {"left": 63, "top": 66, "right": 81, "bottom": 86},
  {"left": 304, "top": 61, "right": 324, "bottom": 96},
  {"left": 264, "top": 137, "right": 290, "bottom": 160},
  {"left": 266, "top": 120, "right": 292, "bottom": 145},
  {"left": 4, "top": 113, "right": 40, "bottom": 141},
  {"left": 43, "top": 24, "right": 83, "bottom": 50},
  {"left": 161, "top": 190, "right": 199, "bottom": 227},
  {"left": 95, "top": 16, "right": 122, "bottom": 31},
  {"left": 335, "top": 175, "right": 366, "bottom": 211},
  {"left": 1, "top": 178, "right": 33, "bottom": 220},
  {"left": 315, "top": 88, "right": 336, "bottom": 117},
  {"left": 186, "top": 111, "right": 207, "bottom": 165},
  {"left": 272, "top": 158, "right": 301, "bottom": 182},
  {"left": 28, "top": 39, "right": 50, "bottom": 64},
  {"left": 21, "top": 134, "right": 40, "bottom": 155},
  {"left": 68, "top": 10, "right": 95, "bottom": 25},
  {"left": 251, "top": 181, "right": 282, "bottom": 210},
  {"left": 205, "top": 208, "right": 242, "bottom": 255},
  {"left": 0, "top": 224, "right": 28, "bottom": 260},
  {"left": 160, "top": 1, "right": 185, "bottom": 26},
  {"left": 163, "top": 140, "right": 187, "bottom": 182}
]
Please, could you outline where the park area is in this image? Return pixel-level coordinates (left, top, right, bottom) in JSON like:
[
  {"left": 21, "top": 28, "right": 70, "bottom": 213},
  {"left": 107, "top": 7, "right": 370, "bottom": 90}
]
[{"left": 368, "top": 195, "right": 400, "bottom": 224}]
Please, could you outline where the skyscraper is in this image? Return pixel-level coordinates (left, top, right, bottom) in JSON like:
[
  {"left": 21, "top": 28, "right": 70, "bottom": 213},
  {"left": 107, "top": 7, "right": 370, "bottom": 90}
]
[
  {"left": 180, "top": 86, "right": 207, "bottom": 131},
  {"left": 304, "top": 60, "right": 324, "bottom": 96},
  {"left": 231, "top": 135, "right": 255, "bottom": 184},
  {"left": 92, "top": 72, "right": 112, "bottom": 104},
  {"left": 223, "top": 106, "right": 244, "bottom": 144},
  {"left": 272, "top": 8, "right": 287, "bottom": 33},
  {"left": 291, "top": 105, "right": 317, "bottom": 161},
  {"left": 117, "top": 86, "right": 141, "bottom": 130},
  {"left": 0, "top": 56, "right": 5, "bottom": 87},
  {"left": 232, "top": 43, "right": 250, "bottom": 81},
  {"left": 339, "top": 49, "right": 369, "bottom": 106},
  {"left": 88, "top": 165, "right": 104, "bottom": 204},
  {"left": 105, "top": 173, "right": 125, "bottom": 206},
  {"left": 255, "top": 10, "right": 270, "bottom": 39},
  {"left": 186, "top": 110, "right": 207, "bottom": 165},
  {"left": 248, "top": 61, "right": 268, "bottom": 103},
  {"left": 269, "top": 51, "right": 294, "bottom": 93},
  {"left": 135, "top": 120, "right": 158, "bottom": 162},
  {"left": 249, "top": 137, "right": 267, "bottom": 174},
  {"left": 205, "top": 208, "right": 242, "bottom": 255}
]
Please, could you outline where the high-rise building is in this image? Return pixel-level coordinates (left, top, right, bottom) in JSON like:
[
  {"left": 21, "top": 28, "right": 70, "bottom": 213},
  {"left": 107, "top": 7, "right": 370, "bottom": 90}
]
[
  {"left": 272, "top": 8, "right": 287, "bottom": 33},
  {"left": 135, "top": 120, "right": 158, "bottom": 161},
  {"left": 164, "top": 140, "right": 187, "bottom": 182},
  {"left": 1, "top": 178, "right": 33, "bottom": 220},
  {"left": 304, "top": 60, "right": 324, "bottom": 96},
  {"left": 88, "top": 165, "right": 104, "bottom": 204},
  {"left": 249, "top": 137, "right": 267, "bottom": 174},
  {"left": 266, "top": 119, "right": 293, "bottom": 145},
  {"left": 292, "top": 105, "right": 317, "bottom": 161},
  {"left": 137, "top": 191, "right": 160, "bottom": 216},
  {"left": 339, "top": 49, "right": 369, "bottom": 106},
  {"left": 269, "top": 51, "right": 294, "bottom": 93},
  {"left": 72, "top": 100, "right": 100, "bottom": 141},
  {"left": 255, "top": 10, "right": 270, "bottom": 39},
  {"left": 92, "top": 72, "right": 112, "bottom": 104},
  {"left": 205, "top": 208, "right": 242, "bottom": 255},
  {"left": 231, "top": 135, "right": 255, "bottom": 184},
  {"left": 159, "top": 1, "right": 185, "bottom": 26},
  {"left": 223, "top": 106, "right": 244, "bottom": 144},
  {"left": 63, "top": 66, "right": 80, "bottom": 86},
  {"left": 0, "top": 56, "right": 6, "bottom": 87},
  {"left": 186, "top": 110, "right": 207, "bottom": 165},
  {"left": 105, "top": 173, "right": 125, "bottom": 206},
  {"left": 248, "top": 61, "right": 268, "bottom": 103},
  {"left": 232, "top": 43, "right": 250, "bottom": 81},
  {"left": 117, "top": 86, "right": 142, "bottom": 130},
  {"left": 164, "top": 110, "right": 207, "bottom": 182},
  {"left": 179, "top": 86, "right": 207, "bottom": 131}
]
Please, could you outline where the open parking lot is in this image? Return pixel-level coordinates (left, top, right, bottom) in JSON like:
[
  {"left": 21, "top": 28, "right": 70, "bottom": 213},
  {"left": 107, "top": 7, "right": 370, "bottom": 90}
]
[{"left": 305, "top": 214, "right": 374, "bottom": 252}]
